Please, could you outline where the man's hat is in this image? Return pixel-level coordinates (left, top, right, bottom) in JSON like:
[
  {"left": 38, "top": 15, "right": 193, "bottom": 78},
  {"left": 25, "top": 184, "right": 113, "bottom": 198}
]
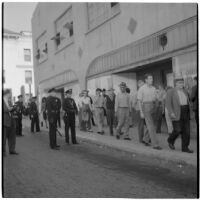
[
  {"left": 65, "top": 89, "right": 72, "bottom": 94},
  {"left": 102, "top": 88, "right": 106, "bottom": 92},
  {"left": 82, "top": 89, "right": 89, "bottom": 93},
  {"left": 32, "top": 96, "right": 37, "bottom": 99},
  {"left": 119, "top": 82, "right": 127, "bottom": 87},
  {"left": 96, "top": 88, "right": 102, "bottom": 92},
  {"left": 48, "top": 88, "right": 56, "bottom": 93},
  {"left": 175, "top": 77, "right": 184, "bottom": 82},
  {"left": 18, "top": 94, "right": 22, "bottom": 98}
]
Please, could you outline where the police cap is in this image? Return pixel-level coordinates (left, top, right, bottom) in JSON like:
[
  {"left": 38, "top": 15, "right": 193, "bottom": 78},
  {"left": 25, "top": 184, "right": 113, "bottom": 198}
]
[
  {"left": 96, "top": 88, "right": 102, "bottom": 92},
  {"left": 18, "top": 94, "right": 23, "bottom": 98},
  {"left": 48, "top": 88, "right": 56, "bottom": 93},
  {"left": 65, "top": 89, "right": 72, "bottom": 94}
]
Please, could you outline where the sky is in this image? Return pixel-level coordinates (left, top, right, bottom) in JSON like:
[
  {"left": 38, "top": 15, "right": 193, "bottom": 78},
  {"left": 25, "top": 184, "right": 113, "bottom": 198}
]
[{"left": 3, "top": 2, "right": 38, "bottom": 33}]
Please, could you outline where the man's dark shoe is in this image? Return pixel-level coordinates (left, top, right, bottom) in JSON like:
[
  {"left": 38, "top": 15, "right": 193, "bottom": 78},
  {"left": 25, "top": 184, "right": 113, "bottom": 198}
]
[
  {"left": 73, "top": 142, "right": 79, "bottom": 144},
  {"left": 52, "top": 147, "right": 60, "bottom": 150},
  {"left": 142, "top": 141, "right": 150, "bottom": 146},
  {"left": 116, "top": 135, "right": 120, "bottom": 140},
  {"left": 182, "top": 149, "right": 193, "bottom": 153},
  {"left": 124, "top": 137, "right": 131, "bottom": 140},
  {"left": 9, "top": 151, "right": 19, "bottom": 155},
  {"left": 168, "top": 142, "right": 175, "bottom": 150},
  {"left": 55, "top": 145, "right": 60, "bottom": 148},
  {"left": 153, "top": 146, "right": 162, "bottom": 150}
]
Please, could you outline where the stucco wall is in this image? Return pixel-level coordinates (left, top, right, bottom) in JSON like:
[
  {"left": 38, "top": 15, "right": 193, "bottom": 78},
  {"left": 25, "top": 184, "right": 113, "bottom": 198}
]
[{"left": 32, "top": 3, "right": 197, "bottom": 92}]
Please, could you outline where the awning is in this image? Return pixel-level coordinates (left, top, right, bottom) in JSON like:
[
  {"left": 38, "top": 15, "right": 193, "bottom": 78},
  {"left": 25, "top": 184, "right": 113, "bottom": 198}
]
[
  {"left": 39, "top": 69, "right": 78, "bottom": 91},
  {"left": 87, "top": 16, "right": 197, "bottom": 79}
]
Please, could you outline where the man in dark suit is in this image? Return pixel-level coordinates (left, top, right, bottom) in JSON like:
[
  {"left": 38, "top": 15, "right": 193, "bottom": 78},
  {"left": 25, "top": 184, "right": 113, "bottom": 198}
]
[
  {"left": 166, "top": 77, "right": 193, "bottom": 153},
  {"left": 3, "top": 89, "right": 18, "bottom": 156},
  {"left": 15, "top": 95, "right": 25, "bottom": 136},
  {"left": 29, "top": 96, "right": 40, "bottom": 133},
  {"left": 46, "top": 88, "right": 60, "bottom": 150},
  {"left": 63, "top": 89, "right": 78, "bottom": 144}
]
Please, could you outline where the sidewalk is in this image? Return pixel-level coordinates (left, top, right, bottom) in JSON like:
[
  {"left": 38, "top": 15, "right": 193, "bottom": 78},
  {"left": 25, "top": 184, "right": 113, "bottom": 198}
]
[{"left": 23, "top": 118, "right": 197, "bottom": 168}]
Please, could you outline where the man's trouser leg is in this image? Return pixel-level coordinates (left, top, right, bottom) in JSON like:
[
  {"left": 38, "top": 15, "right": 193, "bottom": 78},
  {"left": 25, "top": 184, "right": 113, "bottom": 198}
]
[
  {"left": 64, "top": 119, "right": 70, "bottom": 143},
  {"left": 106, "top": 109, "right": 114, "bottom": 135},
  {"left": 168, "top": 121, "right": 180, "bottom": 145},
  {"left": 57, "top": 113, "right": 61, "bottom": 128},
  {"left": 31, "top": 118, "right": 34, "bottom": 132},
  {"left": 8, "top": 121, "right": 16, "bottom": 152},
  {"left": 49, "top": 122, "right": 56, "bottom": 148},
  {"left": 96, "top": 108, "right": 103, "bottom": 132},
  {"left": 123, "top": 108, "right": 130, "bottom": 138},
  {"left": 70, "top": 115, "right": 77, "bottom": 144},
  {"left": 181, "top": 106, "right": 190, "bottom": 151},
  {"left": 137, "top": 111, "right": 144, "bottom": 142},
  {"left": 36, "top": 115, "right": 40, "bottom": 132},
  {"left": 19, "top": 117, "right": 22, "bottom": 135},
  {"left": 15, "top": 118, "right": 20, "bottom": 135},
  {"left": 143, "top": 104, "right": 159, "bottom": 147},
  {"left": 3, "top": 127, "right": 8, "bottom": 153},
  {"left": 116, "top": 108, "right": 125, "bottom": 136}
]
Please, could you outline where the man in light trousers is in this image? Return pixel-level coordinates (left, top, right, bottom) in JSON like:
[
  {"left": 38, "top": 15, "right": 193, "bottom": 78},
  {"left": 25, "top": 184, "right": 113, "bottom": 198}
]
[
  {"left": 115, "top": 82, "right": 131, "bottom": 140},
  {"left": 137, "top": 74, "right": 162, "bottom": 150}
]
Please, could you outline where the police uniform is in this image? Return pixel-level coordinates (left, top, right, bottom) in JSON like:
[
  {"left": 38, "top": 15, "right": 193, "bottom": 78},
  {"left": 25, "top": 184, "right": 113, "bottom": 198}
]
[
  {"left": 29, "top": 96, "right": 40, "bottom": 133},
  {"left": 63, "top": 89, "right": 78, "bottom": 144},
  {"left": 15, "top": 95, "right": 25, "bottom": 136},
  {"left": 46, "top": 88, "right": 60, "bottom": 150}
]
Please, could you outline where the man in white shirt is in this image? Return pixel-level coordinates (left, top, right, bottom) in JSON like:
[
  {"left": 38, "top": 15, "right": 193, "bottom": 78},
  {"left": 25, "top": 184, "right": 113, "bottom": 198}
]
[
  {"left": 115, "top": 82, "right": 131, "bottom": 140},
  {"left": 137, "top": 74, "right": 162, "bottom": 150}
]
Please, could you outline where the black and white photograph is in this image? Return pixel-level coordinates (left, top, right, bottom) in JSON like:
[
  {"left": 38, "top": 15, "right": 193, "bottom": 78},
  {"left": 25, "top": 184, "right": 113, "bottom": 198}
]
[{"left": 2, "top": 1, "right": 198, "bottom": 198}]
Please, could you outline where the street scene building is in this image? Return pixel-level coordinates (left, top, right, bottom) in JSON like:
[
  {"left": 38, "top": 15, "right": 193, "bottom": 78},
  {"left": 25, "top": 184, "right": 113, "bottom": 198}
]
[
  {"left": 3, "top": 2, "right": 198, "bottom": 198},
  {"left": 3, "top": 29, "right": 35, "bottom": 103},
  {"left": 32, "top": 3, "right": 197, "bottom": 103}
]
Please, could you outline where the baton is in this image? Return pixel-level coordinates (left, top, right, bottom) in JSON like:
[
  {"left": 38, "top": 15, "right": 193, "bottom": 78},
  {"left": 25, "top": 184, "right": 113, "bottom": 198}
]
[{"left": 56, "top": 127, "right": 63, "bottom": 137}]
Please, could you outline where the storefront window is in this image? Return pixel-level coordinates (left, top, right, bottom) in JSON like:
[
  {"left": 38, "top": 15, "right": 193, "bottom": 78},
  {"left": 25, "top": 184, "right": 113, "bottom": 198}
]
[
  {"left": 54, "top": 6, "right": 73, "bottom": 50},
  {"left": 24, "top": 49, "right": 31, "bottom": 62},
  {"left": 25, "top": 70, "right": 32, "bottom": 84}
]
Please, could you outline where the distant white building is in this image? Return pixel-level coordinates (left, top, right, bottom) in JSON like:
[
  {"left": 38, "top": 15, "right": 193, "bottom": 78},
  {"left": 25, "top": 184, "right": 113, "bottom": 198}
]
[{"left": 3, "top": 29, "right": 35, "bottom": 103}]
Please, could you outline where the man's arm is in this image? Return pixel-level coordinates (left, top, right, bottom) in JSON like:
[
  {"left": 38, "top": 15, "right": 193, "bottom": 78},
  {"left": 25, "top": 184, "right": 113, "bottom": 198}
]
[
  {"left": 115, "top": 94, "right": 118, "bottom": 112},
  {"left": 165, "top": 89, "right": 175, "bottom": 119}
]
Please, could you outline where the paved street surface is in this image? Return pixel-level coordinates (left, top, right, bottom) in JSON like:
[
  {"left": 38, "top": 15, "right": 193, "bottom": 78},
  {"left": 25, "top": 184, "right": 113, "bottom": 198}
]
[{"left": 3, "top": 128, "right": 197, "bottom": 198}]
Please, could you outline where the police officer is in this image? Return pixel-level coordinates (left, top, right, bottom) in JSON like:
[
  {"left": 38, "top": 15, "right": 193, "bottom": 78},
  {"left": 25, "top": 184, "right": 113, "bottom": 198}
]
[
  {"left": 46, "top": 88, "right": 60, "bottom": 150},
  {"left": 29, "top": 96, "right": 40, "bottom": 133},
  {"left": 15, "top": 95, "right": 25, "bottom": 136},
  {"left": 63, "top": 89, "right": 78, "bottom": 145}
]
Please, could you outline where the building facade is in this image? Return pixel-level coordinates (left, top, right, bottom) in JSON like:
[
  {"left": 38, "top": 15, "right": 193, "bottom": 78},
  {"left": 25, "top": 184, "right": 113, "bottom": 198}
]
[
  {"left": 32, "top": 3, "right": 197, "bottom": 104},
  {"left": 3, "top": 29, "right": 35, "bottom": 103}
]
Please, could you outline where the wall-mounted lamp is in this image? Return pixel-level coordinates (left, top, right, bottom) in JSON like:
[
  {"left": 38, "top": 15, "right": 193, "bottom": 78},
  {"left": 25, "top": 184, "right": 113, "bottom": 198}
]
[{"left": 159, "top": 33, "right": 168, "bottom": 50}]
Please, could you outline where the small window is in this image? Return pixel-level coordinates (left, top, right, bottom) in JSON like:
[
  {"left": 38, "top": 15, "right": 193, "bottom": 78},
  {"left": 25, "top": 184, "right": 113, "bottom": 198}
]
[
  {"left": 3, "top": 70, "right": 5, "bottom": 84},
  {"left": 24, "top": 49, "right": 31, "bottom": 62},
  {"left": 111, "top": 2, "right": 119, "bottom": 8},
  {"left": 69, "top": 22, "right": 73, "bottom": 37},
  {"left": 25, "top": 70, "right": 32, "bottom": 84},
  {"left": 56, "top": 33, "right": 60, "bottom": 46},
  {"left": 43, "top": 43, "right": 48, "bottom": 53}
]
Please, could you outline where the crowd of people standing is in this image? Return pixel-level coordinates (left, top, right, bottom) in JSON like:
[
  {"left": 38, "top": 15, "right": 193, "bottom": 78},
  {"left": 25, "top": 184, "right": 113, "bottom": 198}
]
[{"left": 3, "top": 73, "right": 197, "bottom": 154}]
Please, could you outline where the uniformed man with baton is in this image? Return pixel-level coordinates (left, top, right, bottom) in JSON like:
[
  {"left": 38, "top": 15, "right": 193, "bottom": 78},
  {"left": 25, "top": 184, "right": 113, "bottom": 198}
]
[{"left": 63, "top": 89, "right": 79, "bottom": 145}]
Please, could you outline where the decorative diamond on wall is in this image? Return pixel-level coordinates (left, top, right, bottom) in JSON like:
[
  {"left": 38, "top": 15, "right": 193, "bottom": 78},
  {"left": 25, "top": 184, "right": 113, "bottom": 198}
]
[
  {"left": 78, "top": 47, "right": 83, "bottom": 58},
  {"left": 128, "top": 18, "right": 137, "bottom": 35}
]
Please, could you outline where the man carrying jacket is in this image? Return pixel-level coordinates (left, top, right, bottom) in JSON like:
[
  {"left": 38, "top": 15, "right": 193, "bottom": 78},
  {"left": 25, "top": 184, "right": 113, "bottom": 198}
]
[{"left": 166, "top": 77, "right": 193, "bottom": 153}]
